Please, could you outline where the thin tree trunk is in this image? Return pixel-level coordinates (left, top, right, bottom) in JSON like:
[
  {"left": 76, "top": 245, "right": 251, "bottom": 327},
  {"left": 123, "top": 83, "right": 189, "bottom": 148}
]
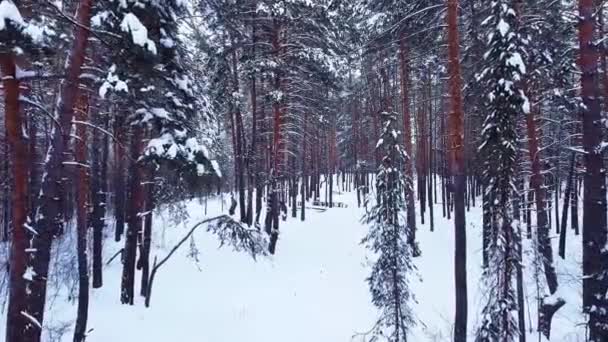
[
  {"left": 140, "top": 174, "right": 153, "bottom": 297},
  {"left": 399, "top": 32, "right": 416, "bottom": 246},
  {"left": 513, "top": 163, "right": 526, "bottom": 342},
  {"left": 114, "top": 114, "right": 126, "bottom": 242},
  {"left": 268, "top": 21, "right": 283, "bottom": 254},
  {"left": 301, "top": 112, "right": 307, "bottom": 221},
  {"left": 231, "top": 47, "right": 247, "bottom": 223},
  {"left": 73, "top": 93, "right": 90, "bottom": 342},
  {"left": 427, "top": 78, "right": 434, "bottom": 233},
  {"left": 90, "top": 109, "right": 105, "bottom": 289},
  {"left": 526, "top": 96, "right": 563, "bottom": 338},
  {"left": 121, "top": 127, "right": 146, "bottom": 305},
  {"left": 571, "top": 153, "right": 579, "bottom": 235},
  {"left": 246, "top": 18, "right": 257, "bottom": 226},
  {"left": 559, "top": 153, "right": 576, "bottom": 259},
  {"left": 1, "top": 139, "right": 9, "bottom": 242},
  {"left": 482, "top": 190, "right": 491, "bottom": 267}
]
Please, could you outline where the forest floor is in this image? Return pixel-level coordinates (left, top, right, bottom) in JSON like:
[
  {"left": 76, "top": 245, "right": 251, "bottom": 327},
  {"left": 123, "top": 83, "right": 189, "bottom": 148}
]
[{"left": 1, "top": 181, "right": 585, "bottom": 341}]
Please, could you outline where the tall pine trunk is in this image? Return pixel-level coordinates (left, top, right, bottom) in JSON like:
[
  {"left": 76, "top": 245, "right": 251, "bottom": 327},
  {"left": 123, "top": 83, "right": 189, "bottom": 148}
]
[
  {"left": 73, "top": 93, "right": 90, "bottom": 342},
  {"left": 559, "top": 153, "right": 576, "bottom": 259},
  {"left": 268, "top": 21, "right": 283, "bottom": 254},
  {"left": 1, "top": 139, "right": 9, "bottom": 242},
  {"left": 578, "top": 0, "right": 608, "bottom": 338},
  {"left": 2, "top": 53, "right": 30, "bottom": 342},
  {"left": 446, "top": 1, "right": 467, "bottom": 339},
  {"left": 28, "top": 1, "right": 94, "bottom": 339},
  {"left": 525, "top": 96, "right": 562, "bottom": 338},
  {"left": 231, "top": 47, "right": 247, "bottom": 223},
  {"left": 113, "top": 114, "right": 126, "bottom": 242},
  {"left": 121, "top": 127, "right": 146, "bottom": 305},
  {"left": 90, "top": 108, "right": 106, "bottom": 289}
]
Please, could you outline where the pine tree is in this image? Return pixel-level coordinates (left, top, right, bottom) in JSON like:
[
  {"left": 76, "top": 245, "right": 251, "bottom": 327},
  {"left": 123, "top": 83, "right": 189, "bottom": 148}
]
[
  {"left": 446, "top": 0, "right": 467, "bottom": 340},
  {"left": 476, "top": 0, "right": 526, "bottom": 340},
  {"left": 361, "top": 111, "right": 414, "bottom": 342},
  {"left": 577, "top": 0, "right": 608, "bottom": 339},
  {"left": 93, "top": 0, "right": 220, "bottom": 304},
  {"left": 0, "top": 1, "right": 55, "bottom": 341}
]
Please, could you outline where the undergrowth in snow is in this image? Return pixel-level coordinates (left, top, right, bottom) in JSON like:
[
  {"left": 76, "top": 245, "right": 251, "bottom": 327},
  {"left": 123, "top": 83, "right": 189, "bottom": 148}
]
[{"left": 0, "top": 178, "right": 585, "bottom": 341}]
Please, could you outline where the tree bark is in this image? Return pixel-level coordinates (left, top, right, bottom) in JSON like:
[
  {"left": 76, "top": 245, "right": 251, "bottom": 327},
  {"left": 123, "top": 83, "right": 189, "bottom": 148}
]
[
  {"left": 28, "top": 0, "right": 94, "bottom": 338},
  {"left": 1, "top": 138, "right": 9, "bottom": 242},
  {"left": 578, "top": 0, "right": 608, "bottom": 338},
  {"left": 246, "top": 17, "right": 257, "bottom": 227},
  {"left": 571, "top": 153, "right": 579, "bottom": 235},
  {"left": 525, "top": 100, "right": 559, "bottom": 292},
  {"left": 73, "top": 92, "right": 90, "bottom": 342},
  {"left": 525, "top": 95, "right": 563, "bottom": 338},
  {"left": 559, "top": 153, "right": 576, "bottom": 259},
  {"left": 121, "top": 127, "right": 145, "bottom": 305},
  {"left": 139, "top": 173, "right": 153, "bottom": 297},
  {"left": 2, "top": 53, "right": 31, "bottom": 342},
  {"left": 90, "top": 108, "right": 105, "bottom": 289},
  {"left": 114, "top": 114, "right": 126, "bottom": 242},
  {"left": 446, "top": 1, "right": 467, "bottom": 340},
  {"left": 231, "top": 46, "right": 247, "bottom": 223},
  {"left": 268, "top": 20, "right": 283, "bottom": 254}
]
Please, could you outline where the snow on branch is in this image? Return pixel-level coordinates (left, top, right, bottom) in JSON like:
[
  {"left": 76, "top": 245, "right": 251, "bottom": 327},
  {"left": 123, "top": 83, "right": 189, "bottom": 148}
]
[{"left": 20, "top": 310, "right": 42, "bottom": 330}]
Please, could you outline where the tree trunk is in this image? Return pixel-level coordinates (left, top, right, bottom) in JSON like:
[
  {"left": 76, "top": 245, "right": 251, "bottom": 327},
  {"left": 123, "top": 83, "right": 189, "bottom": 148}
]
[
  {"left": 427, "top": 78, "right": 434, "bottom": 233},
  {"left": 73, "top": 92, "right": 90, "bottom": 342},
  {"left": 246, "top": 19, "right": 257, "bottom": 227},
  {"left": 559, "top": 153, "right": 576, "bottom": 259},
  {"left": 268, "top": 21, "right": 283, "bottom": 254},
  {"left": 90, "top": 109, "right": 105, "bottom": 289},
  {"left": 525, "top": 96, "right": 563, "bottom": 338},
  {"left": 578, "top": 0, "right": 608, "bottom": 338},
  {"left": 2, "top": 53, "right": 31, "bottom": 342},
  {"left": 114, "top": 115, "right": 126, "bottom": 242},
  {"left": 121, "top": 127, "right": 146, "bottom": 305},
  {"left": 28, "top": 108, "right": 39, "bottom": 223},
  {"left": 231, "top": 47, "right": 247, "bottom": 223},
  {"left": 446, "top": 1, "right": 468, "bottom": 340},
  {"left": 512, "top": 166, "right": 526, "bottom": 342},
  {"left": 1, "top": 139, "right": 9, "bottom": 242},
  {"left": 140, "top": 174, "right": 153, "bottom": 297},
  {"left": 28, "top": 1, "right": 94, "bottom": 338},
  {"left": 301, "top": 112, "right": 307, "bottom": 221},
  {"left": 482, "top": 191, "right": 491, "bottom": 267},
  {"left": 571, "top": 159, "right": 579, "bottom": 235}
]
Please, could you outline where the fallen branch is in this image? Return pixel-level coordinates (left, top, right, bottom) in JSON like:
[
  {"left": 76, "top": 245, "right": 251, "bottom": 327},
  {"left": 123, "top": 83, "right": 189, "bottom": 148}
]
[
  {"left": 105, "top": 248, "right": 123, "bottom": 266},
  {"left": 145, "top": 215, "right": 268, "bottom": 307}
]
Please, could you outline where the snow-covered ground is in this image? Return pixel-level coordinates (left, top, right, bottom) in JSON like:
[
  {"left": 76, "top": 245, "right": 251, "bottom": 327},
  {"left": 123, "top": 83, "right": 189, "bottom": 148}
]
[{"left": 1, "top": 180, "right": 586, "bottom": 341}]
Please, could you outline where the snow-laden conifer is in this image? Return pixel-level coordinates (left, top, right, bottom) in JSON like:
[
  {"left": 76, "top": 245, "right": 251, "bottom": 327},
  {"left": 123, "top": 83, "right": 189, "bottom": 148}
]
[
  {"left": 361, "top": 112, "right": 414, "bottom": 342},
  {"left": 476, "top": 0, "right": 527, "bottom": 340},
  {"left": 93, "top": 0, "right": 218, "bottom": 177}
]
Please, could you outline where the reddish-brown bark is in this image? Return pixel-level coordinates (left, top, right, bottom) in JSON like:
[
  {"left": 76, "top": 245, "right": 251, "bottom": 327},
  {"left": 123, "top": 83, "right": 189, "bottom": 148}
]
[
  {"left": 73, "top": 92, "right": 90, "bottom": 342},
  {"left": 2, "top": 53, "right": 30, "bottom": 342},
  {"left": 578, "top": 0, "right": 608, "bottom": 339},
  {"left": 28, "top": 1, "right": 95, "bottom": 338},
  {"left": 446, "top": 1, "right": 467, "bottom": 340},
  {"left": 398, "top": 32, "right": 418, "bottom": 251},
  {"left": 272, "top": 22, "right": 283, "bottom": 175}
]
